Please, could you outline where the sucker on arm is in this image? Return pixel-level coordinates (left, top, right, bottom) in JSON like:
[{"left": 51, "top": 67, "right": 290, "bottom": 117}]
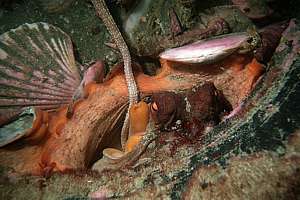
[{"left": 91, "top": 0, "right": 139, "bottom": 149}]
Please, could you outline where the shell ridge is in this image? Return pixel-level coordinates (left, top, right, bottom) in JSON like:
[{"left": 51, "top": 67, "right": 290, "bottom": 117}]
[
  {"left": 0, "top": 68, "right": 76, "bottom": 96},
  {"left": 39, "top": 33, "right": 79, "bottom": 84},
  {"left": 0, "top": 88, "right": 73, "bottom": 101},
  {"left": 0, "top": 78, "right": 75, "bottom": 98},
  {"left": 0, "top": 36, "right": 78, "bottom": 91},
  {"left": 24, "top": 24, "right": 80, "bottom": 86},
  {"left": 0, "top": 99, "right": 70, "bottom": 107},
  {"left": 43, "top": 23, "right": 80, "bottom": 79},
  {"left": 33, "top": 23, "right": 80, "bottom": 84}
]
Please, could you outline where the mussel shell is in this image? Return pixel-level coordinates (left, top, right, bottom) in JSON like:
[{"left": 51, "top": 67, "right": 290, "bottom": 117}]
[{"left": 0, "top": 107, "right": 35, "bottom": 147}]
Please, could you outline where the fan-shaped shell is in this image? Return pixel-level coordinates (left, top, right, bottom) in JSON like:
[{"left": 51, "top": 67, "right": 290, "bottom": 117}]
[{"left": 0, "top": 22, "right": 82, "bottom": 146}]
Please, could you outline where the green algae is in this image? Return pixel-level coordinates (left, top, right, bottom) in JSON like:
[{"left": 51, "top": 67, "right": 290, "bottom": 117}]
[{"left": 0, "top": 0, "right": 110, "bottom": 64}]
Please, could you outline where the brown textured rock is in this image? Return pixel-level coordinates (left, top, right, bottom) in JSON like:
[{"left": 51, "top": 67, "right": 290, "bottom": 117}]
[{"left": 182, "top": 131, "right": 300, "bottom": 200}]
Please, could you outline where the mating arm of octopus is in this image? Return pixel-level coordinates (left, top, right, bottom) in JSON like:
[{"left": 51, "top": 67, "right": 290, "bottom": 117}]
[{"left": 91, "top": 0, "right": 139, "bottom": 149}]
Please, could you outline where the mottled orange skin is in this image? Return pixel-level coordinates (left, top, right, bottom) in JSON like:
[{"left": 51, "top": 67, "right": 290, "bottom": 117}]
[
  {"left": 126, "top": 101, "right": 149, "bottom": 153},
  {"left": 48, "top": 108, "right": 68, "bottom": 136},
  {"left": 129, "top": 101, "right": 149, "bottom": 136},
  {"left": 101, "top": 101, "right": 150, "bottom": 158},
  {"left": 246, "top": 58, "right": 265, "bottom": 88},
  {"left": 124, "top": 135, "right": 143, "bottom": 153},
  {"left": 84, "top": 82, "right": 99, "bottom": 97},
  {"left": 0, "top": 53, "right": 265, "bottom": 175},
  {"left": 21, "top": 109, "right": 48, "bottom": 145}
]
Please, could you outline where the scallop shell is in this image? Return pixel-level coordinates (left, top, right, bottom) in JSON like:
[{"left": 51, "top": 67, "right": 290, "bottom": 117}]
[
  {"left": 0, "top": 22, "right": 82, "bottom": 147},
  {"left": 159, "top": 32, "right": 255, "bottom": 64}
]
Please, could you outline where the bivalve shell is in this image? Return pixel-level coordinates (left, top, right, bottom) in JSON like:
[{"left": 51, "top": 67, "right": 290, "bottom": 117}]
[{"left": 0, "top": 22, "right": 82, "bottom": 146}]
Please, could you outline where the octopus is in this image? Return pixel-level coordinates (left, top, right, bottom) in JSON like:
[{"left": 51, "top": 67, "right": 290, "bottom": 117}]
[{"left": 0, "top": 1, "right": 289, "bottom": 176}]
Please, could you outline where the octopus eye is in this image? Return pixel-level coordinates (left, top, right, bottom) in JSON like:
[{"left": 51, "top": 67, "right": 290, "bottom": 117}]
[
  {"left": 214, "top": 90, "right": 218, "bottom": 97},
  {"left": 143, "top": 96, "right": 152, "bottom": 104},
  {"left": 247, "top": 37, "right": 254, "bottom": 44},
  {"left": 151, "top": 102, "right": 159, "bottom": 112}
]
